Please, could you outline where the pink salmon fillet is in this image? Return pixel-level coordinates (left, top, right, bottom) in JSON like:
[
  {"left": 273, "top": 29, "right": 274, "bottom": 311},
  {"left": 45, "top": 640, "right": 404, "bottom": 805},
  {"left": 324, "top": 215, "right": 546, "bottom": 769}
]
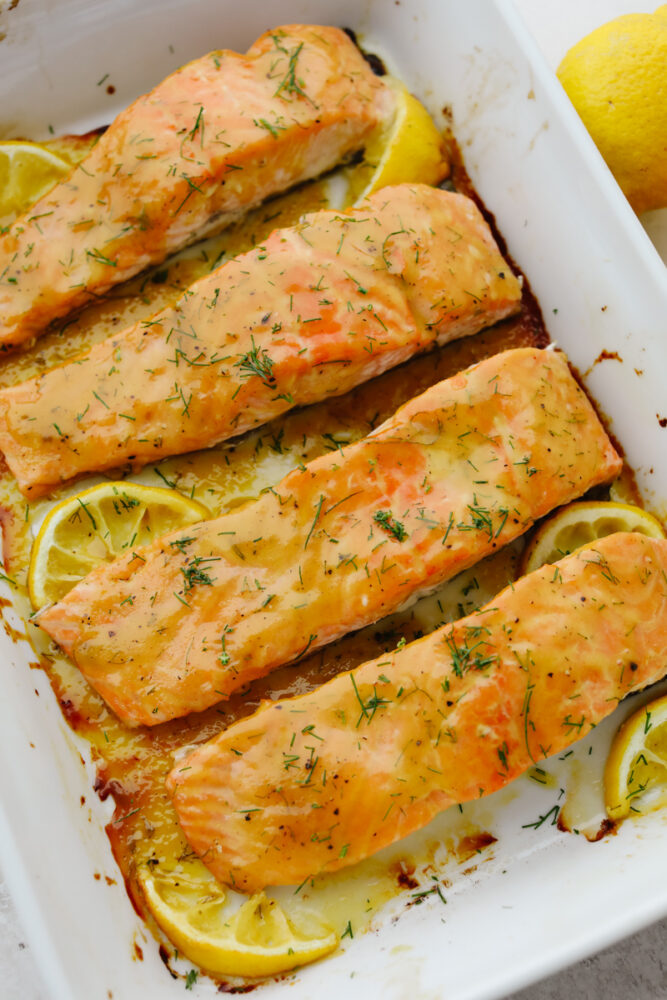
[
  {"left": 0, "top": 25, "right": 394, "bottom": 350},
  {"left": 168, "top": 532, "right": 667, "bottom": 892},
  {"left": 0, "top": 184, "right": 517, "bottom": 498},
  {"left": 37, "top": 347, "right": 622, "bottom": 727}
]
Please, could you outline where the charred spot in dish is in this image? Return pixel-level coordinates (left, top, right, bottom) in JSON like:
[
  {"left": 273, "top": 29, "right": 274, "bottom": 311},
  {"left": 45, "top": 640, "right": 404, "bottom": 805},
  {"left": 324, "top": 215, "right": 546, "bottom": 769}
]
[
  {"left": 158, "top": 944, "right": 178, "bottom": 979},
  {"left": 58, "top": 695, "right": 89, "bottom": 729},
  {"left": 2, "top": 611, "right": 25, "bottom": 643},
  {"left": 557, "top": 812, "right": 617, "bottom": 843},
  {"left": 216, "top": 981, "right": 258, "bottom": 993},
  {"left": 588, "top": 818, "right": 617, "bottom": 842},
  {"left": 391, "top": 859, "right": 419, "bottom": 890},
  {"left": 341, "top": 28, "right": 386, "bottom": 76},
  {"left": 94, "top": 773, "right": 128, "bottom": 802},
  {"left": 455, "top": 831, "right": 497, "bottom": 863},
  {"left": 590, "top": 349, "right": 623, "bottom": 369}
]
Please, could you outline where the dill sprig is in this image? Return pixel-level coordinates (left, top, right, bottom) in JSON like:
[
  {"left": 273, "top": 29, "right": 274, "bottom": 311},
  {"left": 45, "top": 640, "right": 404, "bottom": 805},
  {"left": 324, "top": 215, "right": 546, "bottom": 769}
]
[
  {"left": 180, "top": 555, "right": 219, "bottom": 593},
  {"left": 521, "top": 804, "right": 560, "bottom": 830},
  {"left": 373, "top": 509, "right": 408, "bottom": 542},
  {"left": 86, "top": 248, "right": 117, "bottom": 267},
  {"left": 234, "top": 337, "right": 276, "bottom": 389},
  {"left": 444, "top": 630, "right": 496, "bottom": 677},
  {"left": 169, "top": 535, "right": 197, "bottom": 555},
  {"left": 218, "top": 624, "right": 234, "bottom": 667},
  {"left": 350, "top": 674, "right": 392, "bottom": 727},
  {"left": 273, "top": 41, "right": 315, "bottom": 106},
  {"left": 111, "top": 492, "right": 140, "bottom": 516}
]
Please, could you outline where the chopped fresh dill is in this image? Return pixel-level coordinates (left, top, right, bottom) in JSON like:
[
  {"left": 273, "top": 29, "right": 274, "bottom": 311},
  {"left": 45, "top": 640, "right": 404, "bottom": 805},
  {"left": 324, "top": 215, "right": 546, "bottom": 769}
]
[
  {"left": 234, "top": 337, "right": 276, "bottom": 389},
  {"left": 373, "top": 509, "right": 408, "bottom": 542}
]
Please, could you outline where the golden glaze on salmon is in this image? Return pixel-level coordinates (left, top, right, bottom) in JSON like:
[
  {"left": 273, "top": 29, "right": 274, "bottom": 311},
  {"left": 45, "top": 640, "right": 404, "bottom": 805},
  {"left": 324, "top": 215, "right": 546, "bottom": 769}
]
[
  {"left": 37, "top": 348, "right": 621, "bottom": 727},
  {"left": 168, "top": 532, "right": 667, "bottom": 892},
  {"left": 0, "top": 185, "right": 517, "bottom": 498},
  {"left": 0, "top": 25, "right": 393, "bottom": 350}
]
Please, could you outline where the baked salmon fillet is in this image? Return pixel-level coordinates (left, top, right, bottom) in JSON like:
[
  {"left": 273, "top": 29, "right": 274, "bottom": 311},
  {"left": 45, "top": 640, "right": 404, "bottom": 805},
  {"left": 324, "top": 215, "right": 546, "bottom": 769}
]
[
  {"left": 38, "top": 347, "right": 621, "bottom": 727},
  {"left": 0, "top": 25, "right": 394, "bottom": 350},
  {"left": 168, "top": 532, "right": 667, "bottom": 892},
  {"left": 0, "top": 184, "right": 518, "bottom": 499}
]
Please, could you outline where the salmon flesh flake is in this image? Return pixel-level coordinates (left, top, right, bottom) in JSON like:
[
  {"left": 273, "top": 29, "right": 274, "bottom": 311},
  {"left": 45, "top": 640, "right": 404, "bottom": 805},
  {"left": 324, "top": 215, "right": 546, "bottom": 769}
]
[
  {"left": 37, "top": 347, "right": 622, "bottom": 727},
  {"left": 0, "top": 25, "right": 393, "bottom": 350},
  {"left": 0, "top": 185, "right": 520, "bottom": 498},
  {"left": 168, "top": 532, "right": 667, "bottom": 892}
]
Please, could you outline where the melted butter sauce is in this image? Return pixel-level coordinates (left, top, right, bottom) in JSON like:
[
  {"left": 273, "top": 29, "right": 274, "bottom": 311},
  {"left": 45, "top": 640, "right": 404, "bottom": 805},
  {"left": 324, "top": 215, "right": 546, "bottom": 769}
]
[{"left": 0, "top": 145, "right": 623, "bottom": 984}]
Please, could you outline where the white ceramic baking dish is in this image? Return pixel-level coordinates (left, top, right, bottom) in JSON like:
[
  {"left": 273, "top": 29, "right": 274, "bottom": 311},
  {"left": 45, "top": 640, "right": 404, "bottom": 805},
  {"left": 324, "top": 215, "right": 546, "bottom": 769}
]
[{"left": 0, "top": 1, "right": 666, "bottom": 998}]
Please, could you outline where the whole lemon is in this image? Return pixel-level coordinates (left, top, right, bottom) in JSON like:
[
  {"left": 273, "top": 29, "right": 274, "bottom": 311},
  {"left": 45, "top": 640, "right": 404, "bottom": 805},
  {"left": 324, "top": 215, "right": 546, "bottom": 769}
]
[{"left": 557, "top": 5, "right": 667, "bottom": 214}]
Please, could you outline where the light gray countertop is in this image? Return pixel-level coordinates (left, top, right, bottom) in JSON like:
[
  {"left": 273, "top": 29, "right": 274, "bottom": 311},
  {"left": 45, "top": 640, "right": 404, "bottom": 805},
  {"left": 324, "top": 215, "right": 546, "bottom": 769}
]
[{"left": 1, "top": 1, "right": 665, "bottom": 996}]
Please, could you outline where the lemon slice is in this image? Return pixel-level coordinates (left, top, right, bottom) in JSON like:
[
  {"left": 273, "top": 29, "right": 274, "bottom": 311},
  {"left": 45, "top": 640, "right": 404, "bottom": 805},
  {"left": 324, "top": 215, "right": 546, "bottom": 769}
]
[
  {"left": 520, "top": 500, "right": 665, "bottom": 575},
  {"left": 605, "top": 694, "right": 667, "bottom": 821},
  {"left": 0, "top": 141, "right": 70, "bottom": 223},
  {"left": 345, "top": 77, "right": 449, "bottom": 205},
  {"left": 138, "top": 860, "right": 338, "bottom": 978},
  {"left": 28, "top": 481, "right": 208, "bottom": 609}
]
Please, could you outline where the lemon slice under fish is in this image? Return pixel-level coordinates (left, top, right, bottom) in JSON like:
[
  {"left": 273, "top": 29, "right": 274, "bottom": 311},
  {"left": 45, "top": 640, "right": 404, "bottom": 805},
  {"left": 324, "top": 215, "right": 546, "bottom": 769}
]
[
  {"left": 28, "top": 481, "right": 208, "bottom": 609},
  {"left": 520, "top": 500, "right": 665, "bottom": 575},
  {"left": 346, "top": 76, "right": 449, "bottom": 204}
]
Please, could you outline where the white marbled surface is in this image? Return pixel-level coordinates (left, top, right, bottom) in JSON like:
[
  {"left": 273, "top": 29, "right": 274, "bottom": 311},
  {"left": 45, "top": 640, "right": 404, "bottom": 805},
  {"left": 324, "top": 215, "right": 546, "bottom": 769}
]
[{"left": 1, "top": 1, "right": 665, "bottom": 997}]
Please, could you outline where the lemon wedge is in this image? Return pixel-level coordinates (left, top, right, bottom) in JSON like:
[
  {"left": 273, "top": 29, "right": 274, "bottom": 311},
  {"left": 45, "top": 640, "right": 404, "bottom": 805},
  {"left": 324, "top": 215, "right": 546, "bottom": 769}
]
[
  {"left": 28, "top": 481, "right": 208, "bottom": 609},
  {"left": 345, "top": 76, "right": 449, "bottom": 205},
  {"left": 605, "top": 694, "right": 667, "bottom": 821},
  {"left": 138, "top": 860, "right": 338, "bottom": 978},
  {"left": 520, "top": 500, "right": 665, "bottom": 575},
  {"left": 0, "top": 141, "right": 70, "bottom": 223}
]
